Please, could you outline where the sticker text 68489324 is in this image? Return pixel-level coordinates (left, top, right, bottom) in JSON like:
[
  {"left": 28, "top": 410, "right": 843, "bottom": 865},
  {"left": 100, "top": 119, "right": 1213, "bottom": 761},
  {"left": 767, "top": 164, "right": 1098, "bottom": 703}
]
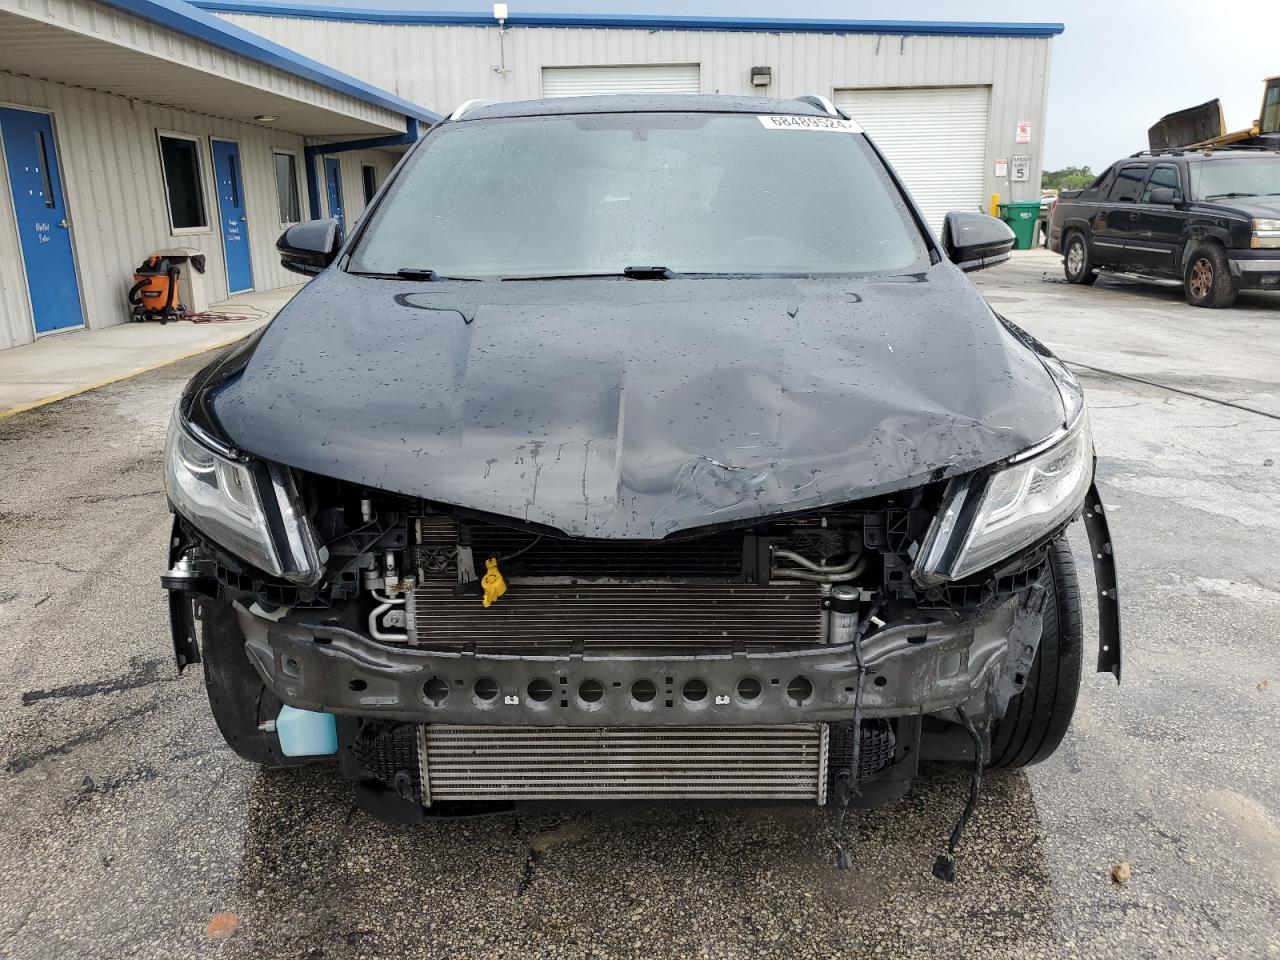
[{"left": 757, "top": 114, "right": 863, "bottom": 133}]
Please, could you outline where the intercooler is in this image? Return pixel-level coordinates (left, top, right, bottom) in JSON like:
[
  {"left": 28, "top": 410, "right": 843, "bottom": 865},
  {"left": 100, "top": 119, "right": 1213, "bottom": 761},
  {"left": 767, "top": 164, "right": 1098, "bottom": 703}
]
[{"left": 417, "top": 724, "right": 829, "bottom": 804}]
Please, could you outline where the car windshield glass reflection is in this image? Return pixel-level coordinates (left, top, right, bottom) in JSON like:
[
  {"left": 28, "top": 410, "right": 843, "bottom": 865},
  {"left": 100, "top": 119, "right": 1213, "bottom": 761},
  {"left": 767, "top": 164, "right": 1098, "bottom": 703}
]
[
  {"left": 349, "top": 113, "right": 930, "bottom": 279},
  {"left": 1190, "top": 157, "right": 1280, "bottom": 200}
]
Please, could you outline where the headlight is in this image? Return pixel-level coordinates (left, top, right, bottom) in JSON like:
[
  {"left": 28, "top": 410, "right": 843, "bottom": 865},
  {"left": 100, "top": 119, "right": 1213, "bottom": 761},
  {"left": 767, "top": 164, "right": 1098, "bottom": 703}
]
[
  {"left": 914, "top": 411, "right": 1093, "bottom": 585},
  {"left": 164, "top": 412, "right": 323, "bottom": 584},
  {"left": 1253, "top": 219, "right": 1280, "bottom": 249}
]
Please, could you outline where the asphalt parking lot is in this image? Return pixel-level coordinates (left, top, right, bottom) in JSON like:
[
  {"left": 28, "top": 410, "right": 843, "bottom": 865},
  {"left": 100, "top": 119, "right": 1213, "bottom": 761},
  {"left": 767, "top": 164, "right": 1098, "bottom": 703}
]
[{"left": 1, "top": 249, "right": 1277, "bottom": 960}]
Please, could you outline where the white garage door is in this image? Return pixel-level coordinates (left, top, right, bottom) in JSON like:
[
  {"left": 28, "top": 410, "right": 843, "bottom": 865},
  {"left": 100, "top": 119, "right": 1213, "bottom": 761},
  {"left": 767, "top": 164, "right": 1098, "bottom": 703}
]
[
  {"left": 833, "top": 86, "right": 991, "bottom": 233},
  {"left": 542, "top": 64, "right": 701, "bottom": 98}
]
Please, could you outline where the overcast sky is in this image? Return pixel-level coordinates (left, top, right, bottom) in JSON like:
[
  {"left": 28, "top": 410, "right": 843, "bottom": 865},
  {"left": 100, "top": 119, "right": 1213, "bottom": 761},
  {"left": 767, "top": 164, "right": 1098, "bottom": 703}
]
[{"left": 264, "top": 0, "right": 1278, "bottom": 171}]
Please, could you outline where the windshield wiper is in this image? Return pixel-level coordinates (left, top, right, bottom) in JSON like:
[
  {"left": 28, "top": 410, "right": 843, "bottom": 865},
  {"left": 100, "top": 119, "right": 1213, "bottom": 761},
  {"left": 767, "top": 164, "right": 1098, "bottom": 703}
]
[
  {"left": 622, "top": 265, "right": 676, "bottom": 279},
  {"left": 501, "top": 266, "right": 678, "bottom": 281},
  {"left": 1204, "top": 192, "right": 1260, "bottom": 200},
  {"left": 395, "top": 267, "right": 483, "bottom": 281},
  {"left": 346, "top": 268, "right": 481, "bottom": 281}
]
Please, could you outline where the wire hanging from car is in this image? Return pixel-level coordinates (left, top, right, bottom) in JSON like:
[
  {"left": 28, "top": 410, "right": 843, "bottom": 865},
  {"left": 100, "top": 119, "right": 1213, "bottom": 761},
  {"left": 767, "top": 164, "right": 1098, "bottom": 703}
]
[
  {"left": 931, "top": 705, "right": 984, "bottom": 883},
  {"left": 832, "top": 598, "right": 882, "bottom": 871},
  {"left": 496, "top": 534, "right": 543, "bottom": 564}
]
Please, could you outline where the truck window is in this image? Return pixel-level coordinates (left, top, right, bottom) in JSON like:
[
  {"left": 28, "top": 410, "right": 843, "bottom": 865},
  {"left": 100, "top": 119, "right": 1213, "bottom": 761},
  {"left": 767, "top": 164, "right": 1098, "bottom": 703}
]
[
  {"left": 1141, "top": 165, "right": 1180, "bottom": 202},
  {"left": 1081, "top": 165, "right": 1115, "bottom": 200},
  {"left": 1108, "top": 164, "right": 1149, "bottom": 203}
]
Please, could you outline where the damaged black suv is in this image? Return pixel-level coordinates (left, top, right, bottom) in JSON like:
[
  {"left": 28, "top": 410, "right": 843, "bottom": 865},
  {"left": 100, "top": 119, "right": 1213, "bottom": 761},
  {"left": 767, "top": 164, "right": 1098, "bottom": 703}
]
[{"left": 163, "top": 95, "right": 1120, "bottom": 873}]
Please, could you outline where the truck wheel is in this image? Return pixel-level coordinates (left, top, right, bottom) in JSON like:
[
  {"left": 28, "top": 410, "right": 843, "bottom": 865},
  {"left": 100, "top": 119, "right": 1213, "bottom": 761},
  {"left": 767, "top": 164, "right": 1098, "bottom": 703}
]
[
  {"left": 200, "top": 598, "right": 316, "bottom": 769},
  {"left": 988, "top": 537, "right": 1083, "bottom": 768},
  {"left": 1183, "top": 243, "right": 1238, "bottom": 308},
  {"left": 1062, "top": 232, "right": 1098, "bottom": 285}
]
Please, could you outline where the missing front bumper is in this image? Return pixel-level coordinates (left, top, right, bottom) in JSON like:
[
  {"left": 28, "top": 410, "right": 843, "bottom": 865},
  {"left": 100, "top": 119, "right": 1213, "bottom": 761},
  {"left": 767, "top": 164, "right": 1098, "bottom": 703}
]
[{"left": 234, "top": 593, "right": 1034, "bottom": 727}]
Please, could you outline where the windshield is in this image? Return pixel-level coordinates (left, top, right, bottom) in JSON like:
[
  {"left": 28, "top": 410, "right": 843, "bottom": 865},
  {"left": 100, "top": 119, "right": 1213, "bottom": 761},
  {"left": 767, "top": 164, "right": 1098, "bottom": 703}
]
[
  {"left": 349, "top": 112, "right": 930, "bottom": 279},
  {"left": 1189, "top": 156, "right": 1280, "bottom": 200}
]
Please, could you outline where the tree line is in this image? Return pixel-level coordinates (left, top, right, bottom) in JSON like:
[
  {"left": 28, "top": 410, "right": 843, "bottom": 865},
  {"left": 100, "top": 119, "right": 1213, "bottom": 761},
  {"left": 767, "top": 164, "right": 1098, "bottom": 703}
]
[{"left": 1041, "top": 166, "right": 1095, "bottom": 191}]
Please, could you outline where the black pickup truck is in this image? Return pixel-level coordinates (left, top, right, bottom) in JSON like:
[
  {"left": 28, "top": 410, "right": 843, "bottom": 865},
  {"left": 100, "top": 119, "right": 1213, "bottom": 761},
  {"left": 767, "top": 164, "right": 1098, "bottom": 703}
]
[{"left": 1047, "top": 147, "right": 1280, "bottom": 307}]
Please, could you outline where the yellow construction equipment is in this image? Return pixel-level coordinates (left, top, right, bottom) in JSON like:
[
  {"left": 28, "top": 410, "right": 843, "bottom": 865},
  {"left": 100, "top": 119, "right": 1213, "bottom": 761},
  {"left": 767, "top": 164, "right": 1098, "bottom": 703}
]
[{"left": 1148, "top": 76, "right": 1279, "bottom": 150}]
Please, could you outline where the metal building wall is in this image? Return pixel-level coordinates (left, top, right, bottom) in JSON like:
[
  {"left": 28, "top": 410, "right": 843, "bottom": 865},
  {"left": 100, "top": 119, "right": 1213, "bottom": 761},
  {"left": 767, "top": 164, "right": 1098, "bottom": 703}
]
[
  {"left": 0, "top": 71, "right": 316, "bottom": 349},
  {"left": 217, "top": 14, "right": 1054, "bottom": 208},
  {"left": 313, "top": 148, "right": 401, "bottom": 225},
  {"left": 3, "top": 0, "right": 408, "bottom": 134}
]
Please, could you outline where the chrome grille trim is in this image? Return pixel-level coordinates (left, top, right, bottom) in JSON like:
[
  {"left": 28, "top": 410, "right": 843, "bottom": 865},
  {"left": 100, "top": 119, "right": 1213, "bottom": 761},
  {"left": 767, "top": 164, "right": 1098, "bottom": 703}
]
[
  {"left": 407, "top": 581, "right": 825, "bottom": 648},
  {"left": 417, "top": 724, "right": 827, "bottom": 803}
]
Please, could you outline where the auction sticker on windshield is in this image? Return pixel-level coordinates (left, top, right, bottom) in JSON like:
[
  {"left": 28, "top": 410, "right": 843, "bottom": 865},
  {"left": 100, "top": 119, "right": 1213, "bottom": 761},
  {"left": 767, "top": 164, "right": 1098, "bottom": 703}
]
[{"left": 758, "top": 114, "right": 863, "bottom": 133}]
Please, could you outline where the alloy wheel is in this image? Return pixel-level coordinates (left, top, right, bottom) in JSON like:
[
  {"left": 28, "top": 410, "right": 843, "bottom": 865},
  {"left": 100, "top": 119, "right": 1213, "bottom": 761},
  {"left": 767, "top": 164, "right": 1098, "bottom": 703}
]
[
  {"left": 1066, "top": 241, "right": 1084, "bottom": 276},
  {"left": 1189, "top": 258, "right": 1213, "bottom": 300}
]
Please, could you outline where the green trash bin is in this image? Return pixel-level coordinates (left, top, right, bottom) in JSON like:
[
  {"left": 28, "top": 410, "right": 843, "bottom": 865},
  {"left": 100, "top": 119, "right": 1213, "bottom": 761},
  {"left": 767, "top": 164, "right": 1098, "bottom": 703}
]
[{"left": 998, "top": 200, "right": 1041, "bottom": 250}]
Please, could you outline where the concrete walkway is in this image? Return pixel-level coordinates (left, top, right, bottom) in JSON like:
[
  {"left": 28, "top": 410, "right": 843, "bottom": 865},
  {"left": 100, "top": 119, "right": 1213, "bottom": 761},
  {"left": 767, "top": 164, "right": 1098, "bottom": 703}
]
[{"left": 0, "top": 284, "right": 304, "bottom": 417}]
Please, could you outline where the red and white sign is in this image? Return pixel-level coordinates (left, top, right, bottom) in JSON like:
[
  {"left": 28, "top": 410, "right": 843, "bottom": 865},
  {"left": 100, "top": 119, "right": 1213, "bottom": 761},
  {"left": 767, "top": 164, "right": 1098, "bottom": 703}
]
[{"left": 1015, "top": 120, "right": 1032, "bottom": 144}]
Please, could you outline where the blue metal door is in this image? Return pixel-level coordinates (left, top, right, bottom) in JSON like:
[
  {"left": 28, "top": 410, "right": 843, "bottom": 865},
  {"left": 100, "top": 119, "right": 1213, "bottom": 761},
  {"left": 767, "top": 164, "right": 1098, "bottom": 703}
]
[
  {"left": 0, "top": 107, "right": 84, "bottom": 335},
  {"left": 324, "top": 156, "right": 345, "bottom": 231},
  {"left": 211, "top": 139, "right": 254, "bottom": 294}
]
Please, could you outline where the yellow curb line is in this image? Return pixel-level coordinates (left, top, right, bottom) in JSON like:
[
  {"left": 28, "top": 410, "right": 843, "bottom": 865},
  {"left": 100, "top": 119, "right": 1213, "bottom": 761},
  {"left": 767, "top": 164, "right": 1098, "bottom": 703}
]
[{"left": 0, "top": 335, "right": 248, "bottom": 420}]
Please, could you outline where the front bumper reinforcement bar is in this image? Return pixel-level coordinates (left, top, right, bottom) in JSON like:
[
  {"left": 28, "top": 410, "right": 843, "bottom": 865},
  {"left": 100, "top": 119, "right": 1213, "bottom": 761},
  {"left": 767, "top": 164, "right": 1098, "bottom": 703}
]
[{"left": 232, "top": 597, "right": 1030, "bottom": 727}]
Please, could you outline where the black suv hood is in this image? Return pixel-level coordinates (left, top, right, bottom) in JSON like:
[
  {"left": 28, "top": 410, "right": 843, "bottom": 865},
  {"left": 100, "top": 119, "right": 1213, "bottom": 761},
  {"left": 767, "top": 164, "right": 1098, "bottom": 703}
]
[
  {"left": 210, "top": 265, "right": 1065, "bottom": 538},
  {"left": 1197, "top": 196, "right": 1280, "bottom": 219}
]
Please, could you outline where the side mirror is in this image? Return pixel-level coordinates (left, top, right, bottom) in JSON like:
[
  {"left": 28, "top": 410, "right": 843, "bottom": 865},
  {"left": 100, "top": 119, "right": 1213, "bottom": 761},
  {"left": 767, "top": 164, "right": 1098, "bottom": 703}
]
[
  {"left": 942, "top": 211, "right": 1016, "bottom": 272},
  {"left": 1147, "top": 187, "right": 1180, "bottom": 205},
  {"left": 277, "top": 218, "right": 342, "bottom": 276}
]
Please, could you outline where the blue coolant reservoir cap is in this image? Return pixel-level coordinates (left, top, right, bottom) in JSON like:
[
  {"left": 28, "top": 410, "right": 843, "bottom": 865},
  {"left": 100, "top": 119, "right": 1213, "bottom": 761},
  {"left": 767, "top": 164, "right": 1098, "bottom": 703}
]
[{"left": 275, "top": 705, "right": 338, "bottom": 757}]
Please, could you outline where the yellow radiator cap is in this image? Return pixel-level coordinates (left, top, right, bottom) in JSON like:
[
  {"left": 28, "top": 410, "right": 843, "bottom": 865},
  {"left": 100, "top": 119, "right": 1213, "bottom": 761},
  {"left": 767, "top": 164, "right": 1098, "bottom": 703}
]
[{"left": 481, "top": 557, "right": 507, "bottom": 608}]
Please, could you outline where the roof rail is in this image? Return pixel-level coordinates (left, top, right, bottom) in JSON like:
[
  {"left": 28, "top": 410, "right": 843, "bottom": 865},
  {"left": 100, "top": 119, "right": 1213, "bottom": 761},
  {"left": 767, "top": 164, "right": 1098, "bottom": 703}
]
[
  {"left": 793, "top": 94, "right": 846, "bottom": 119},
  {"left": 1131, "top": 144, "right": 1280, "bottom": 157},
  {"left": 448, "top": 99, "right": 497, "bottom": 121}
]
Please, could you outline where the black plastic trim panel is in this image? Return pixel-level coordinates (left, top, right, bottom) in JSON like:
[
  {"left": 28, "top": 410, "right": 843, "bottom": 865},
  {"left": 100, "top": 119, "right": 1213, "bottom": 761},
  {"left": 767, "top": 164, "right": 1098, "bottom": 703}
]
[{"left": 1082, "top": 482, "right": 1122, "bottom": 681}]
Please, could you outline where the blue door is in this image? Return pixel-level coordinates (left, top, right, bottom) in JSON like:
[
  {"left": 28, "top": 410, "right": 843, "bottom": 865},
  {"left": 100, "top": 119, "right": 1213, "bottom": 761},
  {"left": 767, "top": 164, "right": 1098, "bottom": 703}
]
[
  {"left": 324, "top": 156, "right": 345, "bottom": 231},
  {"left": 211, "top": 139, "right": 254, "bottom": 294},
  {"left": 0, "top": 107, "right": 84, "bottom": 335}
]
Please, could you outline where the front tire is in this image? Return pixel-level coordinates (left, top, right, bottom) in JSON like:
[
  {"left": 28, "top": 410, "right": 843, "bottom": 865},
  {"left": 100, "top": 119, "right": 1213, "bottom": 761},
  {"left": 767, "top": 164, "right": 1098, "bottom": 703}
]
[
  {"left": 1183, "top": 243, "right": 1238, "bottom": 308},
  {"left": 988, "top": 537, "right": 1083, "bottom": 768},
  {"left": 200, "top": 598, "right": 314, "bottom": 769},
  {"left": 1063, "top": 231, "right": 1099, "bottom": 285}
]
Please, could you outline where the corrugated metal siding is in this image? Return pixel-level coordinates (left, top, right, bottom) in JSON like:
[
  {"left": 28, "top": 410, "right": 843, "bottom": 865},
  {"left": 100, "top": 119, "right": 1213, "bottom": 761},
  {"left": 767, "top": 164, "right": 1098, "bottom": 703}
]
[
  {"left": 834, "top": 86, "right": 991, "bottom": 231},
  {"left": 542, "top": 64, "right": 701, "bottom": 97},
  {"left": 0, "top": 126, "right": 32, "bottom": 346},
  {"left": 320, "top": 148, "right": 400, "bottom": 229},
  {"left": 216, "top": 14, "right": 1052, "bottom": 216},
  {"left": 0, "top": 71, "right": 312, "bottom": 349},
  {"left": 4, "top": 0, "right": 405, "bottom": 134}
]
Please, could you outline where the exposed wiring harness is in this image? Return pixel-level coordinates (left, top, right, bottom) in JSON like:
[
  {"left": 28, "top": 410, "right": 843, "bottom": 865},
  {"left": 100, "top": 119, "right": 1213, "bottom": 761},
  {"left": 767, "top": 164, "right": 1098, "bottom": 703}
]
[
  {"left": 931, "top": 706, "right": 984, "bottom": 883},
  {"left": 832, "top": 598, "right": 881, "bottom": 871},
  {"left": 494, "top": 534, "right": 543, "bottom": 564}
]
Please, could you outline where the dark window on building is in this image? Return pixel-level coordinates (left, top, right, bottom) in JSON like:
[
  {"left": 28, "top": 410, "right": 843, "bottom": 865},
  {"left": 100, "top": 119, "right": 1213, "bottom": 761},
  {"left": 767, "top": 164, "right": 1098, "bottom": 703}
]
[
  {"left": 274, "top": 151, "right": 302, "bottom": 223},
  {"left": 1107, "top": 164, "right": 1148, "bottom": 203},
  {"left": 1142, "top": 165, "right": 1180, "bottom": 202},
  {"left": 157, "top": 133, "right": 208, "bottom": 230},
  {"left": 34, "top": 130, "right": 54, "bottom": 208},
  {"left": 361, "top": 164, "right": 378, "bottom": 204}
]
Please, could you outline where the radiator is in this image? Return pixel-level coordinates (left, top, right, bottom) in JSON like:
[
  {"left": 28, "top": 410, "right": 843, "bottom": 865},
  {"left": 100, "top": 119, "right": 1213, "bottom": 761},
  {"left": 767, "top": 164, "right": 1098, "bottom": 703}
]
[
  {"left": 417, "top": 724, "right": 828, "bottom": 804},
  {"left": 408, "top": 581, "right": 824, "bottom": 649}
]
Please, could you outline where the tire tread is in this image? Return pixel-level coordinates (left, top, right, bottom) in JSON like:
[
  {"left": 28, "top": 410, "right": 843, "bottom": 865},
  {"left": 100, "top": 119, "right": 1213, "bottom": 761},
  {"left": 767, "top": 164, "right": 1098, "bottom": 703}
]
[{"left": 988, "top": 537, "right": 1083, "bottom": 768}]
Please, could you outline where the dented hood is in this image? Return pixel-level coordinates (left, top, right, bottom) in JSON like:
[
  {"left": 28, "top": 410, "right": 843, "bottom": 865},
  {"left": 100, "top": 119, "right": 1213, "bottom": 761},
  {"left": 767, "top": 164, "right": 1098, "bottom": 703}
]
[{"left": 211, "top": 265, "right": 1065, "bottom": 538}]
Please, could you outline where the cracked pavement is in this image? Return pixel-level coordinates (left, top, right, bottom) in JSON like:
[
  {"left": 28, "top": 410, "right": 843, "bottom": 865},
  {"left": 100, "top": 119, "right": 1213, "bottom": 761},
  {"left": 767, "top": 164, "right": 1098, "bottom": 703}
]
[{"left": 0, "top": 250, "right": 1277, "bottom": 959}]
